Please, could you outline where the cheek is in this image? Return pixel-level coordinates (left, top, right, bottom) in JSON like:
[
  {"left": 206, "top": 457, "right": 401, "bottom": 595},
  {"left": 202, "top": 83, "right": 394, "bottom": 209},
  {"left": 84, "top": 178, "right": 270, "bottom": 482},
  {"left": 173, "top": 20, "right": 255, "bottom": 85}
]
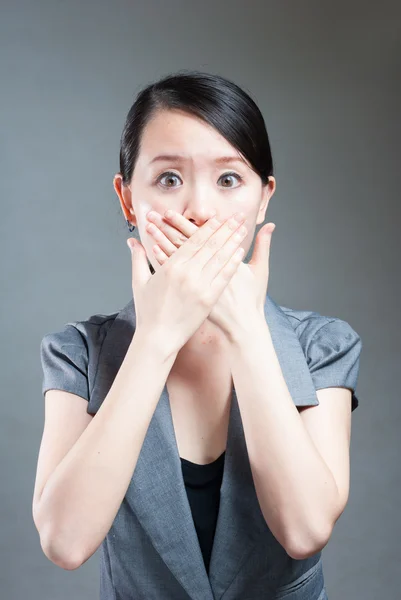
[
  {"left": 140, "top": 230, "right": 158, "bottom": 258},
  {"left": 242, "top": 216, "right": 255, "bottom": 239},
  {"left": 241, "top": 235, "right": 253, "bottom": 256},
  {"left": 134, "top": 199, "right": 164, "bottom": 231},
  {"left": 241, "top": 223, "right": 256, "bottom": 255}
]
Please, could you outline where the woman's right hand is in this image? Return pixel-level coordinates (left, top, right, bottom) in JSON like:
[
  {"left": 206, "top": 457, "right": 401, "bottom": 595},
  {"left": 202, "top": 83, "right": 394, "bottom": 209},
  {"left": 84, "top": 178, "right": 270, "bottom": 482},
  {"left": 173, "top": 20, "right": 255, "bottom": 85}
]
[{"left": 127, "top": 212, "right": 248, "bottom": 356}]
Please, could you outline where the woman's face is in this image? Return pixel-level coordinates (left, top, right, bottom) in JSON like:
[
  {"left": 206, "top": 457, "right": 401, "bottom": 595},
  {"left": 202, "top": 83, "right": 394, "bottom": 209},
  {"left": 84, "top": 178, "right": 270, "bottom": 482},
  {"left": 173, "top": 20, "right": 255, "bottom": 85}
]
[{"left": 114, "top": 108, "right": 275, "bottom": 273}]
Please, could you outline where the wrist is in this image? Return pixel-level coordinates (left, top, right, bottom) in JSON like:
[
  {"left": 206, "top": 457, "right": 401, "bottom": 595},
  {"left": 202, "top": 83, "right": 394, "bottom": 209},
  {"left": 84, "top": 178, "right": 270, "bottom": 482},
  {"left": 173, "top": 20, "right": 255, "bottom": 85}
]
[
  {"left": 227, "top": 311, "right": 268, "bottom": 347},
  {"left": 130, "top": 328, "right": 179, "bottom": 364}
]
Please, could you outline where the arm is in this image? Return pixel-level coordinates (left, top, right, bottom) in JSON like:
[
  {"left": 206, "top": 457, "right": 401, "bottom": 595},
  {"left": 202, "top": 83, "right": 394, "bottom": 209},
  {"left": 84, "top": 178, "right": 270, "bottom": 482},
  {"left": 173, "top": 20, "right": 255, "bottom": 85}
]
[
  {"left": 33, "top": 332, "right": 177, "bottom": 570},
  {"left": 228, "top": 315, "right": 342, "bottom": 560}
]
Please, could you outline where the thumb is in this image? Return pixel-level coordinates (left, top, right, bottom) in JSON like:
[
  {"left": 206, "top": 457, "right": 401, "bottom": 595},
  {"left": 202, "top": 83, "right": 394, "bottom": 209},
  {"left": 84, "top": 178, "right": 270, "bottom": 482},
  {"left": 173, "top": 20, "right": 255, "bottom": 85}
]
[
  {"left": 248, "top": 223, "right": 275, "bottom": 278},
  {"left": 127, "top": 238, "right": 152, "bottom": 287}
]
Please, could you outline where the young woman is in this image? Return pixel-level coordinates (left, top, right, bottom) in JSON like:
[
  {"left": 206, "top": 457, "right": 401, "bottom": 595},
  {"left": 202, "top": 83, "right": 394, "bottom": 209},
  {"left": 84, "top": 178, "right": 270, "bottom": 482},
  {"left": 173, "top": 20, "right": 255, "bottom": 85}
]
[{"left": 33, "top": 71, "right": 362, "bottom": 600}]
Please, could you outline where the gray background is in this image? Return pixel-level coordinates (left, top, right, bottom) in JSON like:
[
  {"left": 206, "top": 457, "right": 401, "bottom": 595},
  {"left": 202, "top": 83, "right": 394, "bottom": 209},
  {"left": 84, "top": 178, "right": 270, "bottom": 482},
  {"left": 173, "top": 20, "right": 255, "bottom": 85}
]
[{"left": 1, "top": 0, "right": 400, "bottom": 598}]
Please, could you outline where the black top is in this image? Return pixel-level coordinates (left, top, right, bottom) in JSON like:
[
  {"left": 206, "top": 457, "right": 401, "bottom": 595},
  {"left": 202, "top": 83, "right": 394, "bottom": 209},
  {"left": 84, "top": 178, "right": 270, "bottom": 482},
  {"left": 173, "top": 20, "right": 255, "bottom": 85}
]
[{"left": 180, "top": 451, "right": 226, "bottom": 574}]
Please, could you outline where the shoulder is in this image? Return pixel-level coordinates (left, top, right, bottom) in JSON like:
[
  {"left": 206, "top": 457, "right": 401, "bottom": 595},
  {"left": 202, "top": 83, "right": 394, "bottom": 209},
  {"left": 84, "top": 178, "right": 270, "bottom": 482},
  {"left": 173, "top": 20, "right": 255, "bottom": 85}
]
[
  {"left": 40, "top": 307, "right": 120, "bottom": 353},
  {"left": 279, "top": 303, "right": 363, "bottom": 411},
  {"left": 278, "top": 303, "right": 362, "bottom": 352},
  {"left": 40, "top": 306, "right": 123, "bottom": 401}
]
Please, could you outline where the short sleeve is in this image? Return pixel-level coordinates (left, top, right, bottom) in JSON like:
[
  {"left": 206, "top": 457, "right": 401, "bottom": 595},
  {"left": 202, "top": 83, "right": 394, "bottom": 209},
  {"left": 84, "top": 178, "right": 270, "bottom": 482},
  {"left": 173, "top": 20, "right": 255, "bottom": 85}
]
[
  {"left": 40, "top": 324, "right": 89, "bottom": 401},
  {"left": 307, "top": 319, "right": 362, "bottom": 411}
]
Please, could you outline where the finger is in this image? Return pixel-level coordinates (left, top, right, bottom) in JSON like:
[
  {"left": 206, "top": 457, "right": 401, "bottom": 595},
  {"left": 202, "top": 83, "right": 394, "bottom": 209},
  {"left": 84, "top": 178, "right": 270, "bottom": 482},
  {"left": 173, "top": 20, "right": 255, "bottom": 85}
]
[
  {"left": 127, "top": 238, "right": 152, "bottom": 288},
  {"left": 168, "top": 213, "right": 246, "bottom": 269},
  {"left": 146, "top": 222, "right": 177, "bottom": 255},
  {"left": 202, "top": 218, "right": 247, "bottom": 282},
  {"left": 163, "top": 210, "right": 199, "bottom": 238},
  {"left": 250, "top": 224, "right": 274, "bottom": 281},
  {"left": 147, "top": 211, "right": 191, "bottom": 246},
  {"left": 193, "top": 213, "right": 247, "bottom": 270},
  {"left": 153, "top": 244, "right": 169, "bottom": 264}
]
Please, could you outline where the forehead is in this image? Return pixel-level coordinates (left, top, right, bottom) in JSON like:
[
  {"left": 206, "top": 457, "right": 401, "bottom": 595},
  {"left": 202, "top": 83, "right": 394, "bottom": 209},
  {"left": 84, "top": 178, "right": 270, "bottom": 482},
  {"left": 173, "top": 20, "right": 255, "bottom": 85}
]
[{"left": 138, "top": 109, "right": 246, "bottom": 166}]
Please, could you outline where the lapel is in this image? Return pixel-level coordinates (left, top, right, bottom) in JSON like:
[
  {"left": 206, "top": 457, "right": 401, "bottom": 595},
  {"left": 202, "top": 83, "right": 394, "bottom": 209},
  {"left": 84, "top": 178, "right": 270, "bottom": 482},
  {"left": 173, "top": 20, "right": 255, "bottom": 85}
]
[{"left": 90, "top": 292, "right": 319, "bottom": 600}]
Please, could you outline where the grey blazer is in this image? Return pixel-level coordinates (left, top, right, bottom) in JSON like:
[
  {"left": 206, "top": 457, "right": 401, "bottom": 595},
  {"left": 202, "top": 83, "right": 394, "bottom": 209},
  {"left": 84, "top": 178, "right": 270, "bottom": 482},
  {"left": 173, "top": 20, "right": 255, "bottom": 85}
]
[{"left": 40, "top": 292, "right": 362, "bottom": 600}]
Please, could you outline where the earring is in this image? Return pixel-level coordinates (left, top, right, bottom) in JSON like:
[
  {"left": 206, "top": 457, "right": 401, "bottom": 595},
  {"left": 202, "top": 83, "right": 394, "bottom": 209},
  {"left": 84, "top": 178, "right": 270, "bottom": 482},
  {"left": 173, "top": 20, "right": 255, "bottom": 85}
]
[{"left": 126, "top": 219, "right": 136, "bottom": 232}]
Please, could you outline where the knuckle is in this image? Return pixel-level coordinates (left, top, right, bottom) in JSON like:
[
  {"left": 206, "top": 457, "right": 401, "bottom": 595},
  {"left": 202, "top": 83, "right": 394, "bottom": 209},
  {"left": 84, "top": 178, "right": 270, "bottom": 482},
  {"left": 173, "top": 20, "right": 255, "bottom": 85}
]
[
  {"left": 164, "top": 260, "right": 178, "bottom": 277},
  {"left": 221, "top": 269, "right": 232, "bottom": 280},
  {"left": 205, "top": 236, "right": 219, "bottom": 249},
  {"left": 188, "top": 235, "right": 203, "bottom": 249},
  {"left": 198, "top": 290, "right": 212, "bottom": 308},
  {"left": 173, "top": 235, "right": 186, "bottom": 247},
  {"left": 203, "top": 290, "right": 214, "bottom": 306},
  {"left": 210, "top": 250, "right": 226, "bottom": 265}
]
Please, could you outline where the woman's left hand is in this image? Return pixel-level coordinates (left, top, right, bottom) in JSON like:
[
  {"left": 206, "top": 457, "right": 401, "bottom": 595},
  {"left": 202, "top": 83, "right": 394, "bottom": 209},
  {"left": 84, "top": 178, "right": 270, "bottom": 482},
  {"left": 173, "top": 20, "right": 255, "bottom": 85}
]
[{"left": 144, "top": 210, "right": 276, "bottom": 341}]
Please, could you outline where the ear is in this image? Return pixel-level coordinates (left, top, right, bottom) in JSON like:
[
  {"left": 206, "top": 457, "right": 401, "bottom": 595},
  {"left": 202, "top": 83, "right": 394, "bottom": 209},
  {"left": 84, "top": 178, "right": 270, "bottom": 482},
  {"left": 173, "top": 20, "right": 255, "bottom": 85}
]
[
  {"left": 256, "top": 176, "right": 276, "bottom": 226},
  {"left": 113, "top": 174, "right": 137, "bottom": 227}
]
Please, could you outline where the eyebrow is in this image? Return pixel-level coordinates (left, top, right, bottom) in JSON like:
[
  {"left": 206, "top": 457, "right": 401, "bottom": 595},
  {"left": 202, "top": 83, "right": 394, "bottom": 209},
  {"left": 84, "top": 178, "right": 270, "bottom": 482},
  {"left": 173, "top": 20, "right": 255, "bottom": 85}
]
[{"left": 149, "top": 154, "right": 246, "bottom": 166}]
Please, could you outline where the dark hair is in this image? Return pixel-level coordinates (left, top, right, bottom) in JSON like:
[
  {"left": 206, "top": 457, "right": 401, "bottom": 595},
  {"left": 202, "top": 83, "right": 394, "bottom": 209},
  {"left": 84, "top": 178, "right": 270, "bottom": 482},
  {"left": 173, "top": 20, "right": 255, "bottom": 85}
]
[
  {"left": 119, "top": 70, "right": 274, "bottom": 272},
  {"left": 119, "top": 70, "right": 274, "bottom": 186}
]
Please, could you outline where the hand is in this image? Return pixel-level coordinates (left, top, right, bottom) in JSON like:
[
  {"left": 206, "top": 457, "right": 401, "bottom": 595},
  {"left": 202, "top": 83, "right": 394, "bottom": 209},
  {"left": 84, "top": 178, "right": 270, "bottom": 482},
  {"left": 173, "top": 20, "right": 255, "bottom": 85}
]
[
  {"left": 145, "top": 210, "right": 276, "bottom": 341},
  {"left": 126, "top": 211, "right": 248, "bottom": 356}
]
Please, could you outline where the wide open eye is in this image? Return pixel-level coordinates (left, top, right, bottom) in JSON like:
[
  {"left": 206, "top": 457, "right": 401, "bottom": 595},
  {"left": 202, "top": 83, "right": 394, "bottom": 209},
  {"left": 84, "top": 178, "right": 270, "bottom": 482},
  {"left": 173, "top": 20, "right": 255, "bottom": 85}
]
[
  {"left": 156, "top": 170, "right": 244, "bottom": 189},
  {"left": 218, "top": 172, "right": 243, "bottom": 188},
  {"left": 156, "top": 171, "right": 182, "bottom": 188}
]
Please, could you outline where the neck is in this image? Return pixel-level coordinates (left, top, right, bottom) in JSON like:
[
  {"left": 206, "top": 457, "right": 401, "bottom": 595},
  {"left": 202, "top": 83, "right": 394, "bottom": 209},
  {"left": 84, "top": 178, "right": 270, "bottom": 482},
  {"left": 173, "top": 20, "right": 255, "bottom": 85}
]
[{"left": 172, "top": 319, "right": 228, "bottom": 376}]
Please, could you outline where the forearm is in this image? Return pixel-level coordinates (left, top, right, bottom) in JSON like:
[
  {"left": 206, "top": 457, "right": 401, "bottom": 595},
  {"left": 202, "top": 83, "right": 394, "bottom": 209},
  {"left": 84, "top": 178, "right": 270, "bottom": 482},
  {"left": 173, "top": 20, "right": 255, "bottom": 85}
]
[
  {"left": 36, "top": 332, "right": 177, "bottom": 569},
  {"left": 228, "top": 316, "right": 339, "bottom": 559}
]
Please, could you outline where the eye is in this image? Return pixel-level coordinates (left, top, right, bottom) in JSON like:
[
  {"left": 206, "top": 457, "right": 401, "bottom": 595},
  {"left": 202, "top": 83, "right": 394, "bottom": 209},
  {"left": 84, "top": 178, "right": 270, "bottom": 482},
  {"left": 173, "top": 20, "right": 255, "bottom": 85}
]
[
  {"left": 155, "top": 170, "right": 244, "bottom": 189},
  {"left": 156, "top": 171, "right": 182, "bottom": 188},
  {"left": 218, "top": 172, "right": 243, "bottom": 188}
]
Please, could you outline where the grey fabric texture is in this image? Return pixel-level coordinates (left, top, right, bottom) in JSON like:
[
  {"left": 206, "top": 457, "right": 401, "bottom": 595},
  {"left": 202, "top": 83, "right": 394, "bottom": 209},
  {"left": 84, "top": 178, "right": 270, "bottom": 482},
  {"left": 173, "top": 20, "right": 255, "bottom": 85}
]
[{"left": 39, "top": 292, "right": 361, "bottom": 599}]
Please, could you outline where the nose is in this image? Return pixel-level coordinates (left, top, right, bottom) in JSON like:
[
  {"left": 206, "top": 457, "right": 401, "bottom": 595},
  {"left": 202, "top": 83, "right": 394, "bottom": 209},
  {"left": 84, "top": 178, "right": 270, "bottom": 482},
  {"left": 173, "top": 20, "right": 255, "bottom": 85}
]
[
  {"left": 180, "top": 182, "right": 227, "bottom": 227},
  {"left": 182, "top": 208, "right": 217, "bottom": 228},
  {"left": 184, "top": 210, "right": 216, "bottom": 227}
]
